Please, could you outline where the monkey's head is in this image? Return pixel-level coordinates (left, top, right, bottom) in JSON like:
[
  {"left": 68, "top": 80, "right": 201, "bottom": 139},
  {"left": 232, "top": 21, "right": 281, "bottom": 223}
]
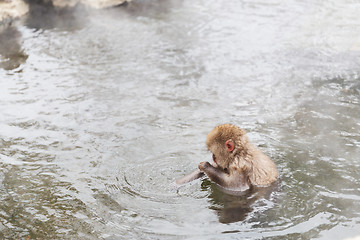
[{"left": 206, "top": 124, "right": 248, "bottom": 171}]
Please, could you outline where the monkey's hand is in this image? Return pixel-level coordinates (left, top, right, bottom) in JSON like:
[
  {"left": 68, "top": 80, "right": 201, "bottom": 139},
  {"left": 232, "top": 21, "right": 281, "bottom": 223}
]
[{"left": 198, "top": 161, "right": 212, "bottom": 171}]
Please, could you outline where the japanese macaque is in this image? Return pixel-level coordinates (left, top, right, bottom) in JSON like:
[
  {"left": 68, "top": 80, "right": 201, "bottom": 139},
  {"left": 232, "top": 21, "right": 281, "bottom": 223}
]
[{"left": 176, "top": 124, "right": 278, "bottom": 191}]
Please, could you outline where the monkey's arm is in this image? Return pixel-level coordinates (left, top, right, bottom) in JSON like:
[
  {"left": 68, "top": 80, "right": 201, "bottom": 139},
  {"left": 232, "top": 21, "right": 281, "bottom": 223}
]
[
  {"left": 198, "top": 161, "right": 250, "bottom": 191},
  {"left": 176, "top": 169, "right": 205, "bottom": 185}
]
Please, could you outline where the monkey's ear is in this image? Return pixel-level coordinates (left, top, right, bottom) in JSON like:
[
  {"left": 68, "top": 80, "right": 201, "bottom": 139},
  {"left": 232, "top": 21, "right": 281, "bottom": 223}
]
[{"left": 225, "top": 140, "right": 234, "bottom": 152}]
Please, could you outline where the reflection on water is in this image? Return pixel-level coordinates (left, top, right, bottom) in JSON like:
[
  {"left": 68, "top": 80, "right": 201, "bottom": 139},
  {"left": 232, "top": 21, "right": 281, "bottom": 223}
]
[
  {"left": 1, "top": 0, "right": 360, "bottom": 239},
  {"left": 0, "top": 25, "right": 28, "bottom": 70},
  {"left": 202, "top": 180, "right": 279, "bottom": 224},
  {"left": 25, "top": 2, "right": 87, "bottom": 30}
]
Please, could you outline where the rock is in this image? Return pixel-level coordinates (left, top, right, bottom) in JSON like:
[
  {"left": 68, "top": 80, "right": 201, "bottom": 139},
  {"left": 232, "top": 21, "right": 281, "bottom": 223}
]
[{"left": 0, "top": 0, "right": 29, "bottom": 23}]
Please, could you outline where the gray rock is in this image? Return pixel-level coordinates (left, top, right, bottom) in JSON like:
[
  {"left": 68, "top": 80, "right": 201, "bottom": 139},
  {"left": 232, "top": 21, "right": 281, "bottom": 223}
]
[{"left": 0, "top": 0, "right": 29, "bottom": 23}]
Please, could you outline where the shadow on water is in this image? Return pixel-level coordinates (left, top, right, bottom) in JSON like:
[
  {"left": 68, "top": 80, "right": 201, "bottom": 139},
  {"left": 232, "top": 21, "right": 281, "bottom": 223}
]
[
  {"left": 0, "top": 1, "right": 89, "bottom": 71},
  {"left": 23, "top": 0, "right": 179, "bottom": 31},
  {"left": 24, "top": 1, "right": 88, "bottom": 31},
  {"left": 0, "top": 25, "right": 28, "bottom": 70},
  {"left": 123, "top": 0, "right": 182, "bottom": 18}
]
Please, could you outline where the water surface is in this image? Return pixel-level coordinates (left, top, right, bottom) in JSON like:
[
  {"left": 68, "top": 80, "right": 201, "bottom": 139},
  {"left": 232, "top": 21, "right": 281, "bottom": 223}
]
[{"left": 1, "top": 0, "right": 360, "bottom": 239}]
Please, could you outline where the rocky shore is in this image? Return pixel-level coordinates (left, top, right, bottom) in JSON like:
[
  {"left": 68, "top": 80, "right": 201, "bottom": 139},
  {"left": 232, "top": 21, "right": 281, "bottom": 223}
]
[
  {"left": 0, "top": 0, "right": 29, "bottom": 23},
  {"left": 0, "top": 0, "right": 130, "bottom": 23}
]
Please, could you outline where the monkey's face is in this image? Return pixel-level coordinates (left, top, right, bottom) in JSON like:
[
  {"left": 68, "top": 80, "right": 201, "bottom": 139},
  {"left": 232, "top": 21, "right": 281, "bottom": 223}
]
[
  {"left": 206, "top": 125, "right": 238, "bottom": 171},
  {"left": 208, "top": 143, "right": 232, "bottom": 171}
]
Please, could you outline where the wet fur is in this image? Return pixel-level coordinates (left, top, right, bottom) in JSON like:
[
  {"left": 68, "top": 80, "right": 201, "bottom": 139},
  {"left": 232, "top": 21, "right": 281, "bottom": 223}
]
[{"left": 203, "top": 124, "right": 278, "bottom": 189}]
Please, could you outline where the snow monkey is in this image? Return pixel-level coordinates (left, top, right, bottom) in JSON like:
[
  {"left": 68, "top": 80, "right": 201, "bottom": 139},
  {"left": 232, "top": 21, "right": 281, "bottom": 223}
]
[{"left": 176, "top": 124, "right": 278, "bottom": 191}]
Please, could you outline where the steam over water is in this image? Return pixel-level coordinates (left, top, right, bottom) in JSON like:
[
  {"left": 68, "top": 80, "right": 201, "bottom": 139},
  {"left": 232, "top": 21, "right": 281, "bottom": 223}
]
[{"left": 1, "top": 0, "right": 360, "bottom": 239}]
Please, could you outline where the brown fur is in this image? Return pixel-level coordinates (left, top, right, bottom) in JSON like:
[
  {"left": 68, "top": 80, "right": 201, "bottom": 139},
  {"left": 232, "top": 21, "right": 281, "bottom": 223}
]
[{"left": 203, "top": 124, "right": 278, "bottom": 189}]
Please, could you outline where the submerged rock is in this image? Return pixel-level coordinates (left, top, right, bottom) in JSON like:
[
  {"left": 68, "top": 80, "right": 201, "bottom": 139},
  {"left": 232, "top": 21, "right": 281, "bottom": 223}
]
[{"left": 0, "top": 0, "right": 29, "bottom": 23}]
